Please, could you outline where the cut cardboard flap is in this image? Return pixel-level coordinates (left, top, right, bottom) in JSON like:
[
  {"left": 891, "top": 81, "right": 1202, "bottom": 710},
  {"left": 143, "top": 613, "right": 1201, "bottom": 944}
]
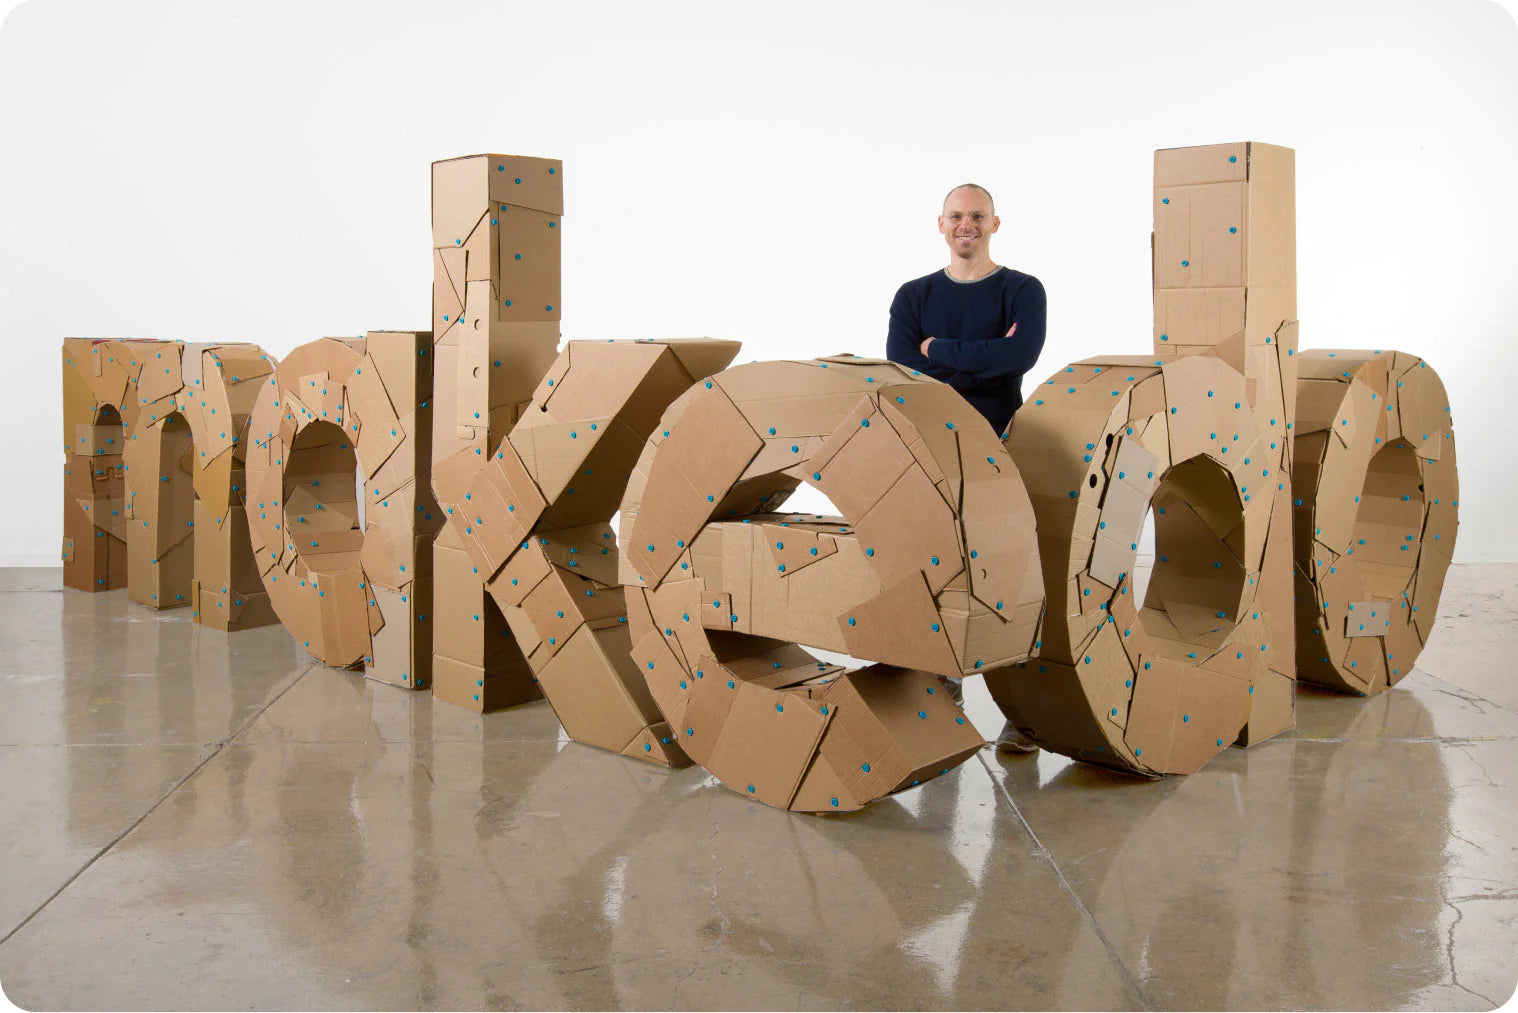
[{"left": 629, "top": 385, "right": 763, "bottom": 587}]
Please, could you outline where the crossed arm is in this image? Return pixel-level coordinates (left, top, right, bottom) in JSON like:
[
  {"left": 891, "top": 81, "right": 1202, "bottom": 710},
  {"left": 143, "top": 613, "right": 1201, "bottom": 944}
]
[
  {"left": 922, "top": 276, "right": 1048, "bottom": 383},
  {"left": 885, "top": 290, "right": 981, "bottom": 389},
  {"left": 885, "top": 277, "right": 1048, "bottom": 390}
]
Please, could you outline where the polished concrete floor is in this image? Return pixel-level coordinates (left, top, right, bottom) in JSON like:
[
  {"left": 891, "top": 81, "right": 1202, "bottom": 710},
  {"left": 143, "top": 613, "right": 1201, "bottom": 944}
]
[{"left": 0, "top": 565, "right": 1514, "bottom": 1011}]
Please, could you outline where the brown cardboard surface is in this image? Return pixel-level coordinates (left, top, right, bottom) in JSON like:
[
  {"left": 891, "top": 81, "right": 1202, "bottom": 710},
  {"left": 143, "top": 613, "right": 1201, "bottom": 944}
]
[
  {"left": 1154, "top": 142, "right": 1249, "bottom": 188},
  {"left": 622, "top": 357, "right": 1043, "bottom": 810},
  {"left": 431, "top": 154, "right": 564, "bottom": 700},
  {"left": 429, "top": 331, "right": 739, "bottom": 769},
  {"left": 1001, "top": 156, "right": 1288, "bottom": 775},
  {"left": 247, "top": 333, "right": 434, "bottom": 681},
  {"left": 64, "top": 338, "right": 277, "bottom": 620},
  {"left": 1291, "top": 351, "right": 1457, "bottom": 693}
]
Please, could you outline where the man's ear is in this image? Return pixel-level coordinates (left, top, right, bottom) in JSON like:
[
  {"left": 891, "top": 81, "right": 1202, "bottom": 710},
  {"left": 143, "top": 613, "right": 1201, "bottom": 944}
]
[
  {"left": 990, "top": 214, "right": 1001, "bottom": 234},
  {"left": 937, "top": 215, "right": 947, "bottom": 234}
]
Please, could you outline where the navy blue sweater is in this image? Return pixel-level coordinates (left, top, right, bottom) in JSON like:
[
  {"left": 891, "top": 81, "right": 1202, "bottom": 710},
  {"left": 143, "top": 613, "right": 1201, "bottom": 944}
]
[{"left": 885, "top": 266, "right": 1047, "bottom": 436}]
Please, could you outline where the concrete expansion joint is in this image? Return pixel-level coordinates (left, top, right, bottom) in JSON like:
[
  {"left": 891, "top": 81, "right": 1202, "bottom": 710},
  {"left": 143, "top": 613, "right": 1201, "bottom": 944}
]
[{"left": 975, "top": 752, "right": 1154, "bottom": 1011}]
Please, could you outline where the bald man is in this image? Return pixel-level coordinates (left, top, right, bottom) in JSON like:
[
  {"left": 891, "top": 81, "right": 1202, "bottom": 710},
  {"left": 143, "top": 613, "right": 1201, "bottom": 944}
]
[
  {"left": 885, "top": 182, "right": 1047, "bottom": 439},
  {"left": 885, "top": 182, "right": 1047, "bottom": 754}
]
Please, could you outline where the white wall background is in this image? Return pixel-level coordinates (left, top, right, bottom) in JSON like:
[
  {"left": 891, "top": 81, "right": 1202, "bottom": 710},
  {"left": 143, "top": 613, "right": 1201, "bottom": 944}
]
[{"left": 0, "top": 0, "right": 1514, "bottom": 564}]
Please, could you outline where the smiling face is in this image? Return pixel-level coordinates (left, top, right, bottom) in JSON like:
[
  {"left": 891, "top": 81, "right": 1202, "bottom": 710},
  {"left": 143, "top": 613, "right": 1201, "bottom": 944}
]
[{"left": 939, "top": 185, "right": 999, "bottom": 260}]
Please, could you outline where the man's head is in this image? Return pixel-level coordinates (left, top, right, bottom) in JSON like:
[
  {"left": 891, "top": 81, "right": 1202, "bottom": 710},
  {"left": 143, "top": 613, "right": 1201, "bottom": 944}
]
[{"left": 939, "top": 183, "right": 999, "bottom": 262}]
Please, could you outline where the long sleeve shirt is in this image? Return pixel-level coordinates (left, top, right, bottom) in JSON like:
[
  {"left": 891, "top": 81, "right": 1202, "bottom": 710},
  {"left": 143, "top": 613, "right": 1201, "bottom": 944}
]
[{"left": 884, "top": 266, "right": 1047, "bottom": 436}]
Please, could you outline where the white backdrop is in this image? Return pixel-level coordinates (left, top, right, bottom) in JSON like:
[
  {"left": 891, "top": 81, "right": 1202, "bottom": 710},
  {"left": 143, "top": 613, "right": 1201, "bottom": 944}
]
[{"left": 0, "top": 0, "right": 1514, "bottom": 564}]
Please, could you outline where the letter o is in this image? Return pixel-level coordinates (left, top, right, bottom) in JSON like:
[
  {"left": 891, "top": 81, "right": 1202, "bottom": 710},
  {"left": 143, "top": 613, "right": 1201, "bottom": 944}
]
[
  {"left": 244, "top": 333, "right": 439, "bottom": 684},
  {"left": 1291, "top": 350, "right": 1458, "bottom": 693},
  {"left": 995, "top": 354, "right": 1272, "bottom": 775}
]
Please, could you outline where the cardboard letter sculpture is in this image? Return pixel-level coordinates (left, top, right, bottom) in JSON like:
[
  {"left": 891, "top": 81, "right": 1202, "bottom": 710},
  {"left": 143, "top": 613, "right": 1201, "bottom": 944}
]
[
  {"left": 988, "top": 142, "right": 1458, "bottom": 774},
  {"left": 618, "top": 357, "right": 1046, "bottom": 810},
  {"left": 123, "top": 342, "right": 279, "bottom": 628},
  {"left": 429, "top": 154, "right": 564, "bottom": 708},
  {"left": 1291, "top": 350, "right": 1458, "bottom": 693},
  {"left": 55, "top": 142, "right": 1463, "bottom": 805},
  {"left": 243, "top": 332, "right": 441, "bottom": 685},
  {"left": 62, "top": 339, "right": 147, "bottom": 591},
  {"left": 63, "top": 338, "right": 279, "bottom": 630},
  {"left": 432, "top": 338, "right": 742, "bottom": 757}
]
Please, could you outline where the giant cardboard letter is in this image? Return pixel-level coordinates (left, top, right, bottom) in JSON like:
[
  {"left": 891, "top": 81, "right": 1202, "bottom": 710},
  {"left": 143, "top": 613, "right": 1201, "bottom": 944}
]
[
  {"left": 430, "top": 153, "right": 564, "bottom": 708},
  {"left": 991, "top": 142, "right": 1300, "bottom": 774},
  {"left": 619, "top": 356, "right": 1046, "bottom": 810},
  {"left": 244, "top": 332, "right": 441, "bottom": 686}
]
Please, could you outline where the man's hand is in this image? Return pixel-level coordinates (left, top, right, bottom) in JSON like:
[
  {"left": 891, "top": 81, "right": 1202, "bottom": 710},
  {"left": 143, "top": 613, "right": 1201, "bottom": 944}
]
[
  {"left": 1004, "top": 323, "right": 1018, "bottom": 338},
  {"left": 919, "top": 336, "right": 935, "bottom": 357}
]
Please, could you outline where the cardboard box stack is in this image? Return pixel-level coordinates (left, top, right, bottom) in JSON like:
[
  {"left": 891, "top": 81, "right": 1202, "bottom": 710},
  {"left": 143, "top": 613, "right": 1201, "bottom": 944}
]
[
  {"left": 618, "top": 356, "right": 1045, "bottom": 810},
  {"left": 432, "top": 338, "right": 741, "bottom": 758},
  {"left": 990, "top": 142, "right": 1300, "bottom": 774},
  {"left": 121, "top": 342, "right": 280, "bottom": 629},
  {"left": 429, "top": 154, "right": 565, "bottom": 709},
  {"left": 1291, "top": 350, "right": 1458, "bottom": 693},
  {"left": 243, "top": 332, "right": 441, "bottom": 685}
]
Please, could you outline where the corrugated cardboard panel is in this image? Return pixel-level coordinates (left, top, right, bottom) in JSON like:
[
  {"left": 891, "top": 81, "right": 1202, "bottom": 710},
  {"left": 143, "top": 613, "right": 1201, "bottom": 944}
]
[
  {"left": 789, "top": 753, "right": 860, "bottom": 813},
  {"left": 346, "top": 354, "right": 404, "bottom": 480},
  {"left": 1153, "top": 287, "right": 1246, "bottom": 351},
  {"left": 658, "top": 339, "right": 744, "bottom": 387},
  {"left": 135, "top": 345, "right": 183, "bottom": 408},
  {"left": 854, "top": 463, "right": 963, "bottom": 594},
  {"left": 537, "top": 522, "right": 621, "bottom": 586},
  {"left": 1160, "top": 181, "right": 1246, "bottom": 289},
  {"left": 1237, "top": 667, "right": 1295, "bottom": 746},
  {"left": 496, "top": 204, "right": 560, "bottom": 323},
  {"left": 844, "top": 668, "right": 986, "bottom": 793},
  {"left": 765, "top": 523, "right": 839, "bottom": 576},
  {"left": 535, "top": 625, "right": 650, "bottom": 753},
  {"left": 984, "top": 658, "right": 1132, "bottom": 766},
  {"left": 484, "top": 154, "right": 564, "bottom": 215},
  {"left": 1344, "top": 600, "right": 1393, "bottom": 637},
  {"left": 703, "top": 682, "right": 830, "bottom": 810},
  {"left": 618, "top": 721, "right": 689, "bottom": 766},
  {"left": 456, "top": 282, "right": 496, "bottom": 433},
  {"left": 1395, "top": 359, "right": 1450, "bottom": 461},
  {"left": 959, "top": 436, "right": 1040, "bottom": 618},
  {"left": 628, "top": 386, "right": 763, "bottom": 586},
  {"left": 877, "top": 384, "right": 971, "bottom": 503},
  {"left": 462, "top": 203, "right": 495, "bottom": 283},
  {"left": 1244, "top": 142, "right": 1296, "bottom": 291},
  {"left": 1089, "top": 437, "right": 1160, "bottom": 587},
  {"left": 434, "top": 249, "right": 465, "bottom": 340},
  {"left": 839, "top": 572, "right": 959, "bottom": 677},
  {"left": 811, "top": 402, "right": 915, "bottom": 522},
  {"left": 1154, "top": 142, "right": 1249, "bottom": 187},
  {"left": 507, "top": 416, "right": 611, "bottom": 504},
  {"left": 459, "top": 443, "right": 546, "bottom": 576},
  {"left": 432, "top": 155, "right": 490, "bottom": 247}
]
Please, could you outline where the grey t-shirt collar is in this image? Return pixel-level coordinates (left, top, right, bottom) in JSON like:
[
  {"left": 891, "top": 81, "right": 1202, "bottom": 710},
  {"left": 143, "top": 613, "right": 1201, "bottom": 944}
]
[{"left": 942, "top": 264, "right": 1005, "bottom": 284}]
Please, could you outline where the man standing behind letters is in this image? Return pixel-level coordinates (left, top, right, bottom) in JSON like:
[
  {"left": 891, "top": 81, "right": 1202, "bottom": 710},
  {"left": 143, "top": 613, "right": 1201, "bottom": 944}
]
[
  {"left": 886, "top": 182, "right": 1046, "bottom": 438},
  {"left": 885, "top": 182, "right": 1046, "bottom": 753}
]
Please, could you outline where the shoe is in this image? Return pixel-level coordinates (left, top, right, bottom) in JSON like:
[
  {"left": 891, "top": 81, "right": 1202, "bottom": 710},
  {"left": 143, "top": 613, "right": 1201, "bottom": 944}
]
[
  {"left": 995, "top": 722, "right": 1040, "bottom": 754},
  {"left": 943, "top": 676, "right": 964, "bottom": 706}
]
